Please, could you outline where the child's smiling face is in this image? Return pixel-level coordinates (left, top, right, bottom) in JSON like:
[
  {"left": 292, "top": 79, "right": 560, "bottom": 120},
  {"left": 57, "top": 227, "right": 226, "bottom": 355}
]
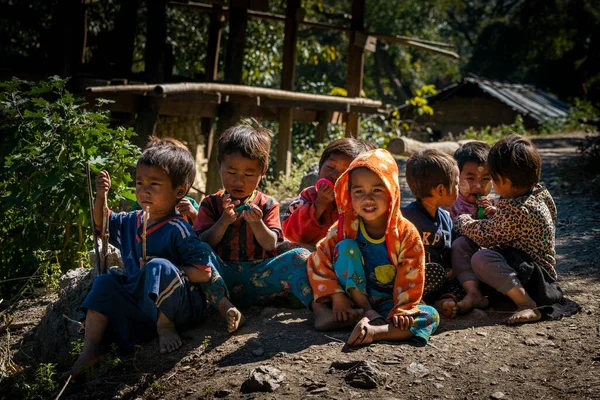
[
  {"left": 458, "top": 161, "right": 493, "bottom": 203},
  {"left": 219, "top": 152, "right": 264, "bottom": 201},
  {"left": 319, "top": 154, "right": 354, "bottom": 184},
  {"left": 350, "top": 167, "right": 390, "bottom": 230}
]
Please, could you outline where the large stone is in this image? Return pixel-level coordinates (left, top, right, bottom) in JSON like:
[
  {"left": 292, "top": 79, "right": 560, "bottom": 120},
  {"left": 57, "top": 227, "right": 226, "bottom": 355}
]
[
  {"left": 344, "top": 361, "right": 390, "bottom": 389},
  {"left": 241, "top": 366, "right": 285, "bottom": 393},
  {"left": 300, "top": 162, "right": 319, "bottom": 191},
  {"left": 33, "top": 243, "right": 124, "bottom": 367}
]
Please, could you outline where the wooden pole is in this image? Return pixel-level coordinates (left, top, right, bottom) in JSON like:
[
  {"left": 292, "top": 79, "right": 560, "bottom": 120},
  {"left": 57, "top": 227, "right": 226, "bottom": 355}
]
[
  {"left": 202, "top": 5, "right": 224, "bottom": 161},
  {"left": 345, "top": 0, "right": 366, "bottom": 138},
  {"left": 315, "top": 111, "right": 330, "bottom": 144},
  {"left": 276, "top": 0, "right": 301, "bottom": 178},
  {"left": 113, "top": 0, "right": 139, "bottom": 77},
  {"left": 206, "top": 0, "right": 249, "bottom": 195},
  {"left": 135, "top": 0, "right": 167, "bottom": 140}
]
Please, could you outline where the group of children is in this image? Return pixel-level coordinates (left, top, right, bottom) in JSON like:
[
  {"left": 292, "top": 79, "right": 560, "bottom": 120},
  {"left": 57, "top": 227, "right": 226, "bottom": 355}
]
[{"left": 67, "top": 121, "right": 563, "bottom": 377}]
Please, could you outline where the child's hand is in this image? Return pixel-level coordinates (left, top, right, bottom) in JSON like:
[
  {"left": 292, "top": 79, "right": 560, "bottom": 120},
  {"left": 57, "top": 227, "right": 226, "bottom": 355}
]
[
  {"left": 477, "top": 196, "right": 493, "bottom": 209},
  {"left": 316, "top": 182, "right": 335, "bottom": 207},
  {"left": 477, "top": 196, "right": 497, "bottom": 218},
  {"left": 177, "top": 198, "right": 198, "bottom": 221},
  {"left": 241, "top": 204, "right": 263, "bottom": 223},
  {"left": 96, "top": 170, "right": 111, "bottom": 194},
  {"left": 139, "top": 256, "right": 156, "bottom": 269},
  {"left": 219, "top": 193, "right": 240, "bottom": 225},
  {"left": 390, "top": 315, "right": 414, "bottom": 330},
  {"left": 331, "top": 293, "right": 359, "bottom": 322},
  {"left": 484, "top": 206, "right": 497, "bottom": 217}
]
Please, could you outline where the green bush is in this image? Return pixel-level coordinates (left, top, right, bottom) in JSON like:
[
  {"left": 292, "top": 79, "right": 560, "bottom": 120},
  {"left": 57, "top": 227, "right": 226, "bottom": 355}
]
[
  {"left": 0, "top": 77, "right": 140, "bottom": 296},
  {"left": 457, "top": 115, "right": 527, "bottom": 143}
]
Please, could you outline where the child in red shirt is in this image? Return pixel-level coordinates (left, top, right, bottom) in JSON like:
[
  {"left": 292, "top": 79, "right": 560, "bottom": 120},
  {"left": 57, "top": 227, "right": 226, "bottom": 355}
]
[{"left": 282, "top": 138, "right": 373, "bottom": 247}]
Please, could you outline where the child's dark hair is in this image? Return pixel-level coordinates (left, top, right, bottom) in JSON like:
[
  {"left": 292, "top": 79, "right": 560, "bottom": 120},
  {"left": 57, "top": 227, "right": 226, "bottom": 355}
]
[
  {"left": 454, "top": 141, "right": 491, "bottom": 171},
  {"left": 318, "top": 138, "right": 375, "bottom": 170},
  {"left": 217, "top": 120, "right": 272, "bottom": 173},
  {"left": 488, "top": 135, "right": 541, "bottom": 189},
  {"left": 138, "top": 137, "right": 196, "bottom": 194},
  {"left": 406, "top": 149, "right": 457, "bottom": 199}
]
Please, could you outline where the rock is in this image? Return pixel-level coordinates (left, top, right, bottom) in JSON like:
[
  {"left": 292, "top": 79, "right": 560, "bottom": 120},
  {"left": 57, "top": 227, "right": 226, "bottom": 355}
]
[
  {"left": 300, "top": 162, "right": 319, "bottom": 191},
  {"left": 469, "top": 309, "right": 489, "bottom": 319},
  {"left": 490, "top": 392, "right": 505, "bottom": 399},
  {"left": 344, "top": 361, "right": 390, "bottom": 389},
  {"left": 252, "top": 348, "right": 265, "bottom": 357},
  {"left": 247, "top": 337, "right": 262, "bottom": 348},
  {"left": 330, "top": 360, "right": 361, "bottom": 371},
  {"left": 434, "top": 383, "right": 444, "bottom": 389},
  {"left": 241, "top": 366, "right": 285, "bottom": 393},
  {"left": 214, "top": 389, "right": 231, "bottom": 398},
  {"left": 34, "top": 267, "right": 96, "bottom": 366},
  {"left": 476, "top": 331, "right": 488, "bottom": 337},
  {"left": 406, "top": 362, "right": 430, "bottom": 378}
]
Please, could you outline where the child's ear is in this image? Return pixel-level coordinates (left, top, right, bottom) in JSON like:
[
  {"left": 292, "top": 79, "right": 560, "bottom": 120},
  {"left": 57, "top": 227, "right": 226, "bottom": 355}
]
[
  {"left": 176, "top": 183, "right": 189, "bottom": 200},
  {"left": 435, "top": 183, "right": 445, "bottom": 197}
]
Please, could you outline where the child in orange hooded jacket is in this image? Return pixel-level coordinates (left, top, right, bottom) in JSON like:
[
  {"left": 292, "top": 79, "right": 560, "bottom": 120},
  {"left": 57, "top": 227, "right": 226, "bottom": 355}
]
[{"left": 307, "top": 149, "right": 439, "bottom": 346}]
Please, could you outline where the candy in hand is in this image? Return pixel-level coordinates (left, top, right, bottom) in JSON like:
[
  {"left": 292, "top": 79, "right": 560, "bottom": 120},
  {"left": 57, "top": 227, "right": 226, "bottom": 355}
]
[
  {"left": 316, "top": 178, "right": 335, "bottom": 190},
  {"left": 235, "top": 204, "right": 252, "bottom": 213}
]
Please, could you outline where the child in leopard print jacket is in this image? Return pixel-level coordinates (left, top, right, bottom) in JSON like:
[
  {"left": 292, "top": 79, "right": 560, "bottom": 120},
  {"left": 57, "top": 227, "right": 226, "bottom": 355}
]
[{"left": 452, "top": 135, "right": 561, "bottom": 325}]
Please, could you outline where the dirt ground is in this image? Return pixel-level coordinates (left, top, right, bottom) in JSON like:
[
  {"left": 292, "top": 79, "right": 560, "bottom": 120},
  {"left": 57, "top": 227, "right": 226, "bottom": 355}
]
[{"left": 3, "top": 132, "right": 600, "bottom": 400}]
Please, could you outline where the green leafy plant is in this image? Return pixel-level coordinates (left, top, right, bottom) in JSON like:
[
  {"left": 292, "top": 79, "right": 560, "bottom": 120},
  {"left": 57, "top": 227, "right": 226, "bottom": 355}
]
[
  {"left": 0, "top": 76, "right": 140, "bottom": 296},
  {"left": 457, "top": 115, "right": 527, "bottom": 143}
]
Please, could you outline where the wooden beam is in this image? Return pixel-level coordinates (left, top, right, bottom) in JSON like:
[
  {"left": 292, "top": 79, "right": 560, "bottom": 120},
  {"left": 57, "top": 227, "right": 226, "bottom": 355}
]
[
  {"left": 345, "top": 0, "right": 366, "bottom": 138},
  {"left": 202, "top": 4, "right": 224, "bottom": 160},
  {"left": 170, "top": 2, "right": 460, "bottom": 58},
  {"left": 276, "top": 0, "right": 300, "bottom": 178},
  {"left": 136, "top": 0, "right": 167, "bottom": 138},
  {"left": 206, "top": 0, "right": 249, "bottom": 195},
  {"left": 112, "top": 0, "right": 139, "bottom": 77},
  {"left": 315, "top": 111, "right": 330, "bottom": 144}
]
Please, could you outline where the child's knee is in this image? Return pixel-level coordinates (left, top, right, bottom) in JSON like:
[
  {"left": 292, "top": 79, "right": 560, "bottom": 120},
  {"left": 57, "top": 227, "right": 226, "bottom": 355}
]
[{"left": 471, "top": 249, "right": 498, "bottom": 274}]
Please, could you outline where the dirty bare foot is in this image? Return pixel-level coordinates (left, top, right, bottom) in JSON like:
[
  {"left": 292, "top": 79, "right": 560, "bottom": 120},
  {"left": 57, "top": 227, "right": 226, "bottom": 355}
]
[
  {"left": 506, "top": 304, "right": 542, "bottom": 325},
  {"left": 434, "top": 297, "right": 458, "bottom": 318},
  {"left": 157, "top": 312, "right": 182, "bottom": 354},
  {"left": 364, "top": 309, "right": 387, "bottom": 325},
  {"left": 313, "top": 302, "right": 362, "bottom": 331},
  {"left": 347, "top": 317, "right": 376, "bottom": 346},
  {"left": 457, "top": 292, "right": 489, "bottom": 314},
  {"left": 62, "top": 353, "right": 104, "bottom": 379},
  {"left": 226, "top": 307, "right": 246, "bottom": 333}
]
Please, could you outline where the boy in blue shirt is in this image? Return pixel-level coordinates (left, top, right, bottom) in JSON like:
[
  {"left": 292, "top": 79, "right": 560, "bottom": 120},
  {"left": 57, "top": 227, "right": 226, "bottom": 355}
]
[
  {"left": 66, "top": 138, "right": 237, "bottom": 378},
  {"left": 402, "top": 149, "right": 465, "bottom": 318}
]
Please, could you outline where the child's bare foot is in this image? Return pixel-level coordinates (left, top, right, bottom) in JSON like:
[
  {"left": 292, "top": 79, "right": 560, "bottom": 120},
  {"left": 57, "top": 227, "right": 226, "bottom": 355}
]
[
  {"left": 457, "top": 292, "right": 489, "bottom": 314},
  {"left": 157, "top": 312, "right": 182, "bottom": 354},
  {"left": 347, "top": 317, "right": 376, "bottom": 346},
  {"left": 62, "top": 353, "right": 104, "bottom": 379},
  {"left": 226, "top": 307, "right": 246, "bottom": 333},
  {"left": 434, "top": 298, "right": 458, "bottom": 318},
  {"left": 506, "top": 304, "right": 541, "bottom": 325},
  {"left": 313, "top": 302, "right": 362, "bottom": 331},
  {"left": 364, "top": 309, "right": 387, "bottom": 325}
]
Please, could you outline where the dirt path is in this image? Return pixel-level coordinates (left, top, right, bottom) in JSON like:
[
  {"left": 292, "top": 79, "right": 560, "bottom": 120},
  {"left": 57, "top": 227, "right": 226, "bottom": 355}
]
[{"left": 5, "top": 133, "right": 600, "bottom": 400}]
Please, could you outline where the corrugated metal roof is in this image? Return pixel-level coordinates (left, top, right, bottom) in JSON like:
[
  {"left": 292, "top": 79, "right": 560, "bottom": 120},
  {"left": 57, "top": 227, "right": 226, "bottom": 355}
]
[
  {"left": 398, "top": 77, "right": 570, "bottom": 124},
  {"left": 467, "top": 77, "right": 570, "bottom": 123}
]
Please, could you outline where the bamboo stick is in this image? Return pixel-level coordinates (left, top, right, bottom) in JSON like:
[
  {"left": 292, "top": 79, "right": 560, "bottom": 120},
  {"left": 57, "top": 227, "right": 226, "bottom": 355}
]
[
  {"left": 141, "top": 206, "right": 150, "bottom": 265},
  {"left": 85, "top": 162, "right": 102, "bottom": 275},
  {"left": 100, "top": 191, "right": 109, "bottom": 275}
]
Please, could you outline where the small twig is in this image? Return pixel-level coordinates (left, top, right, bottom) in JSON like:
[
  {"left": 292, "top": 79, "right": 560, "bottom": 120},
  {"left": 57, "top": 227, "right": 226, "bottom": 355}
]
[
  {"left": 142, "top": 206, "right": 150, "bottom": 263},
  {"left": 323, "top": 334, "right": 345, "bottom": 343},
  {"left": 55, "top": 374, "right": 72, "bottom": 400}
]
